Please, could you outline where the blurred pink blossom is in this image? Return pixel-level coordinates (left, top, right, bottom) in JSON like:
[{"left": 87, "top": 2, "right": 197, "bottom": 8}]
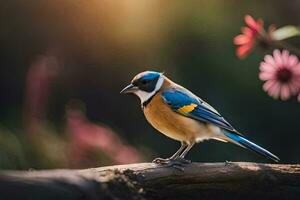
[
  {"left": 234, "top": 15, "right": 264, "bottom": 59},
  {"left": 66, "top": 101, "right": 142, "bottom": 167},
  {"left": 24, "top": 55, "right": 61, "bottom": 136},
  {"left": 259, "top": 49, "right": 300, "bottom": 101}
]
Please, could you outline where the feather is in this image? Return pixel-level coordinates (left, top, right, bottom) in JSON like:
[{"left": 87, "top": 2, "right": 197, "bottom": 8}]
[
  {"left": 223, "top": 131, "right": 280, "bottom": 162},
  {"left": 161, "top": 89, "right": 238, "bottom": 133}
]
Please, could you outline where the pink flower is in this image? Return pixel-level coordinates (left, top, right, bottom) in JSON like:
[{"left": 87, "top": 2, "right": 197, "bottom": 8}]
[
  {"left": 24, "top": 55, "right": 61, "bottom": 137},
  {"left": 259, "top": 49, "right": 300, "bottom": 100},
  {"left": 66, "top": 101, "right": 142, "bottom": 167},
  {"left": 234, "top": 15, "right": 264, "bottom": 59}
]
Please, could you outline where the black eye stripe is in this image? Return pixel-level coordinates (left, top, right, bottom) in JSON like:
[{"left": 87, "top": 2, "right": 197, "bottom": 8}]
[
  {"left": 132, "top": 80, "right": 139, "bottom": 86},
  {"left": 133, "top": 79, "right": 149, "bottom": 86},
  {"left": 131, "top": 73, "right": 160, "bottom": 92}
]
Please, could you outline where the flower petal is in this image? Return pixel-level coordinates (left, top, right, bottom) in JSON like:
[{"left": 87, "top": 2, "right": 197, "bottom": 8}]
[
  {"left": 264, "top": 55, "right": 277, "bottom": 67},
  {"left": 291, "top": 77, "right": 300, "bottom": 88},
  {"left": 280, "top": 84, "right": 291, "bottom": 100},
  {"left": 234, "top": 34, "right": 250, "bottom": 45},
  {"left": 273, "top": 49, "right": 283, "bottom": 67},
  {"left": 236, "top": 42, "right": 255, "bottom": 59},
  {"left": 241, "top": 27, "right": 253, "bottom": 36},
  {"left": 282, "top": 50, "right": 290, "bottom": 66},
  {"left": 288, "top": 55, "right": 299, "bottom": 67},
  {"left": 259, "top": 71, "right": 275, "bottom": 81},
  {"left": 260, "top": 62, "right": 276, "bottom": 72},
  {"left": 287, "top": 82, "right": 299, "bottom": 95},
  {"left": 268, "top": 82, "right": 281, "bottom": 99},
  {"left": 245, "top": 15, "right": 259, "bottom": 32},
  {"left": 263, "top": 80, "right": 276, "bottom": 92}
]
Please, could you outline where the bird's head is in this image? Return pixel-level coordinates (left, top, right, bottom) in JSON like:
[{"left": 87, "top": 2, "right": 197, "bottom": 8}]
[{"left": 120, "top": 71, "right": 164, "bottom": 104}]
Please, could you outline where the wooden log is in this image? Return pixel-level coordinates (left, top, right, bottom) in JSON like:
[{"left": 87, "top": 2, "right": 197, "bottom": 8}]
[{"left": 0, "top": 162, "right": 300, "bottom": 200}]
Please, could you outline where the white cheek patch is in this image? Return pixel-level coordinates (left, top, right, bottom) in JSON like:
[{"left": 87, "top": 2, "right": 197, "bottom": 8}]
[
  {"left": 134, "top": 90, "right": 152, "bottom": 104},
  {"left": 155, "top": 76, "right": 164, "bottom": 91},
  {"left": 134, "top": 76, "right": 164, "bottom": 104}
]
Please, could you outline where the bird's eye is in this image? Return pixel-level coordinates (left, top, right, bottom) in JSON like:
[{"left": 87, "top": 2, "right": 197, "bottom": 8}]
[{"left": 141, "top": 80, "right": 148, "bottom": 84}]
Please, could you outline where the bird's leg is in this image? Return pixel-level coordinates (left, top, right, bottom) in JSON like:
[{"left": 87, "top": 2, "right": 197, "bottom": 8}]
[
  {"left": 152, "top": 142, "right": 187, "bottom": 164},
  {"left": 153, "top": 142, "right": 195, "bottom": 171},
  {"left": 169, "top": 142, "right": 188, "bottom": 160},
  {"left": 175, "top": 142, "right": 195, "bottom": 164}
]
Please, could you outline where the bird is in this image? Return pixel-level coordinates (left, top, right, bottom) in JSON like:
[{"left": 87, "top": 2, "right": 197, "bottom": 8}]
[{"left": 120, "top": 71, "right": 279, "bottom": 166}]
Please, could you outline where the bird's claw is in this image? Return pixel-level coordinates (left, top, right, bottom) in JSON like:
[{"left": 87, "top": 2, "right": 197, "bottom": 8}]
[
  {"left": 152, "top": 157, "right": 191, "bottom": 171},
  {"left": 175, "top": 157, "right": 192, "bottom": 164},
  {"left": 152, "top": 157, "right": 171, "bottom": 164}
]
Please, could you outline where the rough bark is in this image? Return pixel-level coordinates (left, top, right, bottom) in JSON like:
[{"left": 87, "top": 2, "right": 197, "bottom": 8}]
[{"left": 0, "top": 162, "right": 300, "bottom": 200}]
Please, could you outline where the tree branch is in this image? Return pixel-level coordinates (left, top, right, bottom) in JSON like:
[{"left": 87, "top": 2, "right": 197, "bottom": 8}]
[{"left": 1, "top": 162, "right": 300, "bottom": 200}]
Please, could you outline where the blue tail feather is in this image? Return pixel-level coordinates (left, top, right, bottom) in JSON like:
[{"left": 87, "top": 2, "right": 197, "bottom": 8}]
[{"left": 223, "top": 131, "right": 280, "bottom": 162}]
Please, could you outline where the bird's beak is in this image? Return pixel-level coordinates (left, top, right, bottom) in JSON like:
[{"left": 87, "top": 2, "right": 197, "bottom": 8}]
[{"left": 120, "top": 83, "right": 138, "bottom": 94}]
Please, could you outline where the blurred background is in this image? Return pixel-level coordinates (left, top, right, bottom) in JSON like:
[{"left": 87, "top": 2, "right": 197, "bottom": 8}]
[{"left": 0, "top": 0, "right": 299, "bottom": 170}]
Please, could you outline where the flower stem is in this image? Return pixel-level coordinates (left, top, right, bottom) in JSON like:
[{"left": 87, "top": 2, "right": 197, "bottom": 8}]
[{"left": 273, "top": 41, "right": 300, "bottom": 57}]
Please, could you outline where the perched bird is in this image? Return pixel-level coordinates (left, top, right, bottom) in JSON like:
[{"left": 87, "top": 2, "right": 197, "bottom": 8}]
[{"left": 121, "top": 71, "right": 279, "bottom": 166}]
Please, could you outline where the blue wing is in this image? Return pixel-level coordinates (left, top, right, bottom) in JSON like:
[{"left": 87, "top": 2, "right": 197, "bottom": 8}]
[{"left": 161, "top": 89, "right": 237, "bottom": 133}]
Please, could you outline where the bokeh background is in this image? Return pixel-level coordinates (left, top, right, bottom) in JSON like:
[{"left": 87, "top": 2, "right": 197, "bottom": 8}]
[{"left": 0, "top": 0, "right": 299, "bottom": 170}]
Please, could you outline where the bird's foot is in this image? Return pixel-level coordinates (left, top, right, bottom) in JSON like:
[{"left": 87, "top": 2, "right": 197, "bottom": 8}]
[
  {"left": 175, "top": 157, "right": 192, "bottom": 164},
  {"left": 165, "top": 158, "right": 192, "bottom": 171},
  {"left": 152, "top": 157, "right": 171, "bottom": 164},
  {"left": 152, "top": 157, "right": 191, "bottom": 171}
]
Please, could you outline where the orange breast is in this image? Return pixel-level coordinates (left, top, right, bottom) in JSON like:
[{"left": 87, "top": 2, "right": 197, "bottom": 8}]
[{"left": 143, "top": 92, "right": 207, "bottom": 143}]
